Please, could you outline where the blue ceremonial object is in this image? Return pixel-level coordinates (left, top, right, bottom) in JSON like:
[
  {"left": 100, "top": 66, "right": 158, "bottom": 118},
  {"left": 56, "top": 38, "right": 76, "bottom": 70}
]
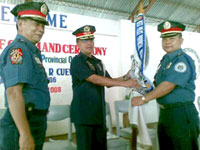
[
  {"left": 129, "top": 3, "right": 154, "bottom": 95},
  {"left": 135, "top": 14, "right": 145, "bottom": 74}
]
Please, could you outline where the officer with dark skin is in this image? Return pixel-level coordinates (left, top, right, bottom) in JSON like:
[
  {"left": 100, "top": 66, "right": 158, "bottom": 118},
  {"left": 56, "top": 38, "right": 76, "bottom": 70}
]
[
  {"left": 131, "top": 21, "right": 199, "bottom": 150},
  {"left": 0, "top": 2, "right": 50, "bottom": 150},
  {"left": 70, "top": 25, "right": 140, "bottom": 150}
]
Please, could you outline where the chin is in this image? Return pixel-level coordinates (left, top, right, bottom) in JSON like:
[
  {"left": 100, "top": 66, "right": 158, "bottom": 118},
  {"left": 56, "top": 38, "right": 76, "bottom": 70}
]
[
  {"left": 166, "top": 50, "right": 175, "bottom": 53},
  {"left": 35, "top": 38, "right": 42, "bottom": 43},
  {"left": 32, "top": 39, "right": 40, "bottom": 44},
  {"left": 164, "top": 48, "right": 173, "bottom": 52}
]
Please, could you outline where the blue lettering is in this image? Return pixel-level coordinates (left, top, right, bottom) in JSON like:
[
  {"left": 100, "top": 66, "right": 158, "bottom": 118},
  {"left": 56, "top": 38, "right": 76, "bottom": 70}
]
[
  {"left": 49, "top": 68, "right": 54, "bottom": 76},
  {"left": 14, "top": 16, "right": 17, "bottom": 22},
  {"left": 56, "top": 68, "right": 71, "bottom": 76},
  {"left": 1, "top": 6, "right": 10, "bottom": 21},
  {"left": 41, "top": 54, "right": 46, "bottom": 62},
  {"left": 0, "top": 4, "right": 68, "bottom": 29},
  {"left": 60, "top": 15, "right": 67, "bottom": 28},
  {"left": 48, "top": 77, "right": 56, "bottom": 83},
  {"left": 48, "top": 14, "right": 57, "bottom": 27},
  {"left": 68, "top": 56, "right": 73, "bottom": 63}
]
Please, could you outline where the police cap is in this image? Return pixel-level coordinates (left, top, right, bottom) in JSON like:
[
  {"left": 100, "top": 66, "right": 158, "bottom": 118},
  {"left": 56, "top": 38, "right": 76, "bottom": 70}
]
[
  {"left": 11, "top": 2, "right": 49, "bottom": 25},
  {"left": 72, "top": 25, "right": 96, "bottom": 40},
  {"left": 158, "top": 20, "right": 185, "bottom": 38}
]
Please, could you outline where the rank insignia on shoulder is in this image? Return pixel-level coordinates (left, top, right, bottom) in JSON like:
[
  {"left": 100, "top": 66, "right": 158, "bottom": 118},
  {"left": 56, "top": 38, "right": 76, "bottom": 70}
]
[
  {"left": 174, "top": 62, "right": 187, "bottom": 73},
  {"left": 10, "top": 48, "right": 23, "bottom": 64},
  {"left": 97, "top": 63, "right": 102, "bottom": 71},
  {"left": 86, "top": 61, "right": 95, "bottom": 71}
]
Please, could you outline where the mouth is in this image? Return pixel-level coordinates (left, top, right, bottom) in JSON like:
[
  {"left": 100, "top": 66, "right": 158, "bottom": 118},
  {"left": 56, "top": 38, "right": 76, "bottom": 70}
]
[
  {"left": 35, "top": 34, "right": 43, "bottom": 38},
  {"left": 87, "top": 47, "right": 93, "bottom": 49},
  {"left": 165, "top": 46, "right": 172, "bottom": 49}
]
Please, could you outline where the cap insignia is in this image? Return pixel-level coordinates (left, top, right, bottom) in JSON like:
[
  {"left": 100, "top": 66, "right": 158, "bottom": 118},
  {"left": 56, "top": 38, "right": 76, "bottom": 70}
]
[
  {"left": 41, "top": 4, "right": 48, "bottom": 15},
  {"left": 163, "top": 21, "right": 171, "bottom": 30},
  {"left": 84, "top": 26, "right": 90, "bottom": 32}
]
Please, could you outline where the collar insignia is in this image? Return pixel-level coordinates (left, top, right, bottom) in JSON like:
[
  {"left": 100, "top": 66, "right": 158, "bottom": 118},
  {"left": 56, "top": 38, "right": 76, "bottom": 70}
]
[
  {"left": 97, "top": 63, "right": 102, "bottom": 71},
  {"left": 86, "top": 61, "right": 95, "bottom": 71}
]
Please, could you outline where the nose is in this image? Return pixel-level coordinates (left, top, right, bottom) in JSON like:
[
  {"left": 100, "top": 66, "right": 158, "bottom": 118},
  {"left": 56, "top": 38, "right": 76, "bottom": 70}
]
[{"left": 38, "top": 24, "right": 45, "bottom": 33}]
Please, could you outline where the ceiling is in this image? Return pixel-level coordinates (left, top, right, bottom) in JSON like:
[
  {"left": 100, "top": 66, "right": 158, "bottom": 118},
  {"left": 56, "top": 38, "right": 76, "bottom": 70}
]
[{"left": 1, "top": 0, "right": 200, "bottom": 32}]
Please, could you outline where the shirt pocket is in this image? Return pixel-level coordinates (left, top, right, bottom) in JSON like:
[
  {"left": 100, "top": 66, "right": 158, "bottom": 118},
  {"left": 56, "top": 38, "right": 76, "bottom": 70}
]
[{"left": 32, "top": 62, "right": 48, "bottom": 89}]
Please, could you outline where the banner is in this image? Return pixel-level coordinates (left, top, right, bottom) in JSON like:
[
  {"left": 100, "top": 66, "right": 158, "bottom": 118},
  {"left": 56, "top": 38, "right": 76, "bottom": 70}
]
[
  {"left": 129, "top": 3, "right": 154, "bottom": 95},
  {"left": 0, "top": 3, "right": 121, "bottom": 108},
  {"left": 135, "top": 13, "right": 146, "bottom": 74}
]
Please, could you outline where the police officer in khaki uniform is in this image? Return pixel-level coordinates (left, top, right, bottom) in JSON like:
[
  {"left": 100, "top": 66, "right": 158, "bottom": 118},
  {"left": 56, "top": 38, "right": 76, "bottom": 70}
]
[
  {"left": 131, "top": 21, "right": 199, "bottom": 150},
  {"left": 0, "top": 2, "right": 50, "bottom": 150},
  {"left": 70, "top": 25, "right": 140, "bottom": 150}
]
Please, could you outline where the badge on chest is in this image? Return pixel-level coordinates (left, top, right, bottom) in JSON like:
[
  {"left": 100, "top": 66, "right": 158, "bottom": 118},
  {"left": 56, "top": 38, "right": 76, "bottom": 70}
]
[{"left": 34, "top": 55, "right": 45, "bottom": 69}]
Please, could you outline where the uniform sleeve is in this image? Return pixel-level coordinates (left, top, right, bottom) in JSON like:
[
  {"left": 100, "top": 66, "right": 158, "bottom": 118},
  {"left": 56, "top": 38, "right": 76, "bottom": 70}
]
[
  {"left": 164, "top": 57, "right": 193, "bottom": 87},
  {"left": 70, "top": 58, "right": 95, "bottom": 81},
  {"left": 105, "top": 70, "right": 111, "bottom": 78},
  {"left": 3, "top": 47, "right": 33, "bottom": 88}
]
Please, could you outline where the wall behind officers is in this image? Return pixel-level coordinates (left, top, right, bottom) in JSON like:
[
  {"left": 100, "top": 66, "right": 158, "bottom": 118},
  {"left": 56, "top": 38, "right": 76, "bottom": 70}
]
[
  {"left": 0, "top": 2, "right": 50, "bottom": 150},
  {"left": 70, "top": 25, "right": 140, "bottom": 150},
  {"left": 131, "top": 20, "right": 200, "bottom": 150}
]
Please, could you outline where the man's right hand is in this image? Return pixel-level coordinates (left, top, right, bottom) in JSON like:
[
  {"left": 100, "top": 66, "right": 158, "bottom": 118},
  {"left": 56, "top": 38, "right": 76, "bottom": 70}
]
[
  {"left": 124, "top": 78, "right": 141, "bottom": 88},
  {"left": 19, "top": 133, "right": 35, "bottom": 150},
  {"left": 6, "top": 84, "right": 35, "bottom": 150}
]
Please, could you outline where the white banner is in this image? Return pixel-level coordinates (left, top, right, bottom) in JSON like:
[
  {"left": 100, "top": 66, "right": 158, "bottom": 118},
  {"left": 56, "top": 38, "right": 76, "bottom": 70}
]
[{"left": 0, "top": 3, "right": 122, "bottom": 109}]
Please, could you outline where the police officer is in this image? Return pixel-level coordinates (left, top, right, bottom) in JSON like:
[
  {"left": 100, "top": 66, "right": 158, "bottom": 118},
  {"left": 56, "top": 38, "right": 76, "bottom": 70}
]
[
  {"left": 131, "top": 21, "right": 199, "bottom": 150},
  {"left": 70, "top": 25, "right": 140, "bottom": 150},
  {"left": 0, "top": 2, "right": 50, "bottom": 150}
]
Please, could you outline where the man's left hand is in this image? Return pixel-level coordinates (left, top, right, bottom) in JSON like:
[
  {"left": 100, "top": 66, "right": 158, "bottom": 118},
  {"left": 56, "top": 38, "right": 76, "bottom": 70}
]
[{"left": 131, "top": 96, "right": 145, "bottom": 107}]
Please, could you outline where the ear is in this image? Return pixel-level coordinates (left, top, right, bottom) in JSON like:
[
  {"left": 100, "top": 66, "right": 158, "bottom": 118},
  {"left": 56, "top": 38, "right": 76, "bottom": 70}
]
[
  {"left": 17, "top": 19, "right": 22, "bottom": 28},
  {"left": 180, "top": 38, "right": 184, "bottom": 45}
]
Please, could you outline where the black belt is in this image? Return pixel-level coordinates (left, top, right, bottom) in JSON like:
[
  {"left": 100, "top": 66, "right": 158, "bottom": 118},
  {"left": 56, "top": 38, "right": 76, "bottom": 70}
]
[
  {"left": 26, "top": 108, "right": 49, "bottom": 116},
  {"left": 26, "top": 103, "right": 48, "bottom": 116},
  {"left": 159, "top": 101, "right": 193, "bottom": 109}
]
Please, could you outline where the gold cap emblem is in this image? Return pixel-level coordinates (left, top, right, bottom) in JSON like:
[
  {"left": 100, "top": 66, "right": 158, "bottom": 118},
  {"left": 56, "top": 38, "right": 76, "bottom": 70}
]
[
  {"left": 84, "top": 26, "right": 90, "bottom": 32},
  {"left": 163, "top": 21, "right": 171, "bottom": 29},
  {"left": 41, "top": 4, "right": 48, "bottom": 15}
]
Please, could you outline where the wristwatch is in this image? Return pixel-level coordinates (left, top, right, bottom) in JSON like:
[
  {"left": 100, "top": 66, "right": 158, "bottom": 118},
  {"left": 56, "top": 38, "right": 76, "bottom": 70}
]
[{"left": 142, "top": 96, "right": 148, "bottom": 103}]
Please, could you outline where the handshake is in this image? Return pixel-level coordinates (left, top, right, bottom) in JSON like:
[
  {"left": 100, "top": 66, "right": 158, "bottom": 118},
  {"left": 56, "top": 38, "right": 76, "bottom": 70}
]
[{"left": 122, "top": 69, "right": 154, "bottom": 95}]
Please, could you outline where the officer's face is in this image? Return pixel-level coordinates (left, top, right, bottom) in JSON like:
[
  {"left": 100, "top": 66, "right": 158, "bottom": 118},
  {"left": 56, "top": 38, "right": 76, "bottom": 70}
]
[
  {"left": 77, "top": 39, "right": 94, "bottom": 57},
  {"left": 17, "top": 18, "right": 45, "bottom": 44},
  {"left": 162, "top": 34, "right": 183, "bottom": 53}
]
